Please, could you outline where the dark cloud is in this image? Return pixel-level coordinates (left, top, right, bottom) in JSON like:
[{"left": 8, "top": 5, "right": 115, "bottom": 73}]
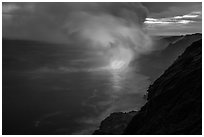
[
  {"left": 142, "top": 2, "right": 202, "bottom": 18},
  {"left": 141, "top": 2, "right": 202, "bottom": 36}
]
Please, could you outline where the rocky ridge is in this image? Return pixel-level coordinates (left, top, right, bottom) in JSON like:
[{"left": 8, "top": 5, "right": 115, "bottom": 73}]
[{"left": 94, "top": 39, "right": 202, "bottom": 135}]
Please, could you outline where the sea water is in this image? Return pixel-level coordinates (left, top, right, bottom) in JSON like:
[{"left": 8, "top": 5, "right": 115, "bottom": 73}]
[{"left": 3, "top": 41, "right": 150, "bottom": 134}]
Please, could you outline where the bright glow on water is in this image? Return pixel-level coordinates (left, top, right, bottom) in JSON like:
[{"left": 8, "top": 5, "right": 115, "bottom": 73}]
[
  {"left": 110, "top": 60, "right": 126, "bottom": 70},
  {"left": 3, "top": 43, "right": 150, "bottom": 135}
]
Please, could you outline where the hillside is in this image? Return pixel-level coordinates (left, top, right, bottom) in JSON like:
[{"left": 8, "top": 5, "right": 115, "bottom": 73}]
[
  {"left": 138, "top": 33, "right": 201, "bottom": 81},
  {"left": 94, "top": 39, "right": 202, "bottom": 135},
  {"left": 93, "top": 111, "right": 137, "bottom": 135},
  {"left": 124, "top": 39, "right": 202, "bottom": 134}
]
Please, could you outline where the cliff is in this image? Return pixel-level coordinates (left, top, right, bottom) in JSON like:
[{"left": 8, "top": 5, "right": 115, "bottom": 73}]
[
  {"left": 138, "top": 33, "right": 201, "bottom": 82},
  {"left": 94, "top": 39, "right": 202, "bottom": 135},
  {"left": 93, "top": 111, "right": 137, "bottom": 135},
  {"left": 124, "top": 39, "right": 202, "bottom": 134}
]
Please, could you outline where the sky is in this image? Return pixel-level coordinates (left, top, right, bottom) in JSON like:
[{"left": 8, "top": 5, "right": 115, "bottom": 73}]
[
  {"left": 142, "top": 2, "right": 202, "bottom": 36},
  {"left": 2, "top": 2, "right": 202, "bottom": 43}
]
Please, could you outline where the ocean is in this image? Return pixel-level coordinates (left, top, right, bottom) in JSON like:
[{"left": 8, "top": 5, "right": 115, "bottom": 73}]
[{"left": 3, "top": 40, "right": 150, "bottom": 134}]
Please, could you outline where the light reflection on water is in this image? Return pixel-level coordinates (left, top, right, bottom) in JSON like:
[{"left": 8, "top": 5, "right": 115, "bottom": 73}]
[
  {"left": 109, "top": 66, "right": 135, "bottom": 92},
  {"left": 75, "top": 65, "right": 150, "bottom": 134},
  {"left": 111, "top": 71, "right": 123, "bottom": 91},
  {"left": 3, "top": 43, "right": 151, "bottom": 134}
]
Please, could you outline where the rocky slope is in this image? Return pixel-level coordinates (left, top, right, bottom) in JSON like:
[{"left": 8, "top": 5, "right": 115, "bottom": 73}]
[
  {"left": 94, "top": 39, "right": 202, "bottom": 135},
  {"left": 138, "top": 33, "right": 201, "bottom": 81},
  {"left": 93, "top": 111, "right": 137, "bottom": 135},
  {"left": 124, "top": 39, "right": 202, "bottom": 134}
]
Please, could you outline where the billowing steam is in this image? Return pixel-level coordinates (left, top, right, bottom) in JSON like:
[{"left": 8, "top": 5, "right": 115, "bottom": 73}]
[
  {"left": 3, "top": 3, "right": 155, "bottom": 134},
  {"left": 3, "top": 2, "right": 153, "bottom": 69},
  {"left": 63, "top": 4, "right": 153, "bottom": 70}
]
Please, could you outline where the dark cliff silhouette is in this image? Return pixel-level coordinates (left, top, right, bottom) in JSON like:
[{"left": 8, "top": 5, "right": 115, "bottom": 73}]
[
  {"left": 93, "top": 111, "right": 137, "bottom": 135},
  {"left": 138, "top": 33, "right": 201, "bottom": 82},
  {"left": 124, "top": 39, "right": 202, "bottom": 134},
  {"left": 93, "top": 39, "right": 202, "bottom": 135}
]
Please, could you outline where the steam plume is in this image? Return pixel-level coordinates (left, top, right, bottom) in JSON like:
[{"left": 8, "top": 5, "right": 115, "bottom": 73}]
[{"left": 3, "top": 2, "right": 153, "bottom": 68}]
